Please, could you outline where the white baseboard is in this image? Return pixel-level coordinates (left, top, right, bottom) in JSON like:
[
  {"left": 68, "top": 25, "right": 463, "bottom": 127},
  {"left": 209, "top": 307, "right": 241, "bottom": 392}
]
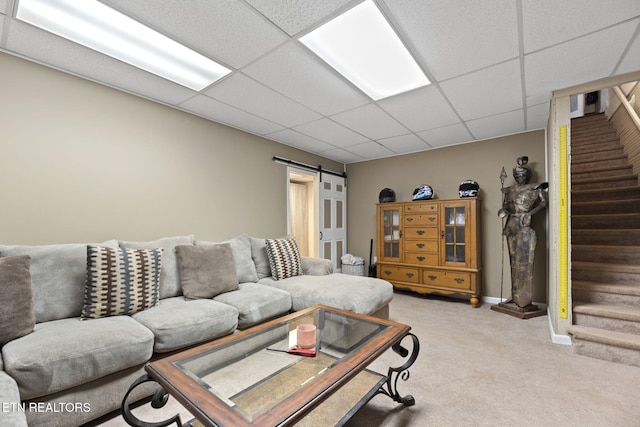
[{"left": 548, "top": 307, "right": 572, "bottom": 345}]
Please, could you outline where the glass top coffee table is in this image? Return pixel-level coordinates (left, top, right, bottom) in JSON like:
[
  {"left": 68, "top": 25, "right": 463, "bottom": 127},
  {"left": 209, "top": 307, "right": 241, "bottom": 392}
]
[{"left": 122, "top": 305, "right": 419, "bottom": 427}]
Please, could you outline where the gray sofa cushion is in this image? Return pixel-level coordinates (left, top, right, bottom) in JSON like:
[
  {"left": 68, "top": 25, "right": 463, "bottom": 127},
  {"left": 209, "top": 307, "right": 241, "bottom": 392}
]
[
  {"left": 196, "top": 234, "right": 258, "bottom": 283},
  {"left": 1, "top": 316, "right": 154, "bottom": 400},
  {"left": 119, "top": 235, "right": 195, "bottom": 299},
  {"left": 0, "top": 240, "right": 118, "bottom": 323},
  {"left": 301, "top": 256, "right": 333, "bottom": 275},
  {"left": 259, "top": 273, "right": 394, "bottom": 315},
  {"left": 0, "top": 255, "right": 35, "bottom": 346},
  {"left": 0, "top": 371, "right": 27, "bottom": 427},
  {"left": 176, "top": 244, "right": 238, "bottom": 299},
  {"left": 213, "top": 282, "right": 292, "bottom": 329},
  {"left": 249, "top": 236, "right": 271, "bottom": 279},
  {"left": 132, "top": 297, "right": 239, "bottom": 353}
]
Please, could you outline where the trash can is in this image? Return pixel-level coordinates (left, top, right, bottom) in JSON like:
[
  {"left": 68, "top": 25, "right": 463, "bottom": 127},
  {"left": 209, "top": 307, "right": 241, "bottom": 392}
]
[{"left": 341, "top": 254, "right": 365, "bottom": 276}]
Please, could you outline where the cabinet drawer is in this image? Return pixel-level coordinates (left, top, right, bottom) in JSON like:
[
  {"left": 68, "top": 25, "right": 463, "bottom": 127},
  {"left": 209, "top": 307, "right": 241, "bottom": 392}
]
[
  {"left": 379, "top": 266, "right": 420, "bottom": 283},
  {"left": 404, "top": 239, "right": 438, "bottom": 252},
  {"left": 404, "top": 227, "right": 438, "bottom": 240},
  {"left": 404, "top": 213, "right": 438, "bottom": 226},
  {"left": 405, "top": 203, "right": 438, "bottom": 214},
  {"left": 423, "top": 270, "right": 472, "bottom": 290},
  {"left": 404, "top": 252, "right": 438, "bottom": 266}
]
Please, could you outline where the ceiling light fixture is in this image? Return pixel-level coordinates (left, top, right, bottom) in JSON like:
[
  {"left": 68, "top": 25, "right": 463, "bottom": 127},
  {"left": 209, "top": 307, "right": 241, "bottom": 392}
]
[
  {"left": 15, "top": 0, "right": 231, "bottom": 91},
  {"left": 300, "top": 0, "right": 429, "bottom": 100}
]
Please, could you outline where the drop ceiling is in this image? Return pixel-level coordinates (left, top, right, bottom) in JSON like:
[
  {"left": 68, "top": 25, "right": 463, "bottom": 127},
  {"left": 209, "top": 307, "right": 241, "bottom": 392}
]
[{"left": 1, "top": 0, "right": 640, "bottom": 164}]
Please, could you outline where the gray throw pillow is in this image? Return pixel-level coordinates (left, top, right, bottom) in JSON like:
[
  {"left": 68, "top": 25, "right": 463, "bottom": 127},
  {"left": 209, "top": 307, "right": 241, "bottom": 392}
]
[
  {"left": 176, "top": 244, "right": 239, "bottom": 299},
  {"left": 0, "top": 256, "right": 35, "bottom": 346}
]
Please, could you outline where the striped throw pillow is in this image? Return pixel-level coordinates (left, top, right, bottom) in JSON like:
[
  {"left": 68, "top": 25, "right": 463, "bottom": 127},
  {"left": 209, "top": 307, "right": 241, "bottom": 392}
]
[
  {"left": 265, "top": 237, "right": 302, "bottom": 281},
  {"left": 81, "top": 245, "right": 163, "bottom": 319}
]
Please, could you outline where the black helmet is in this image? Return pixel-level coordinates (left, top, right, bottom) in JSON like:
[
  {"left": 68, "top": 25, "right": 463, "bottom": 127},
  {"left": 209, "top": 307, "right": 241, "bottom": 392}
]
[
  {"left": 379, "top": 188, "right": 396, "bottom": 203},
  {"left": 459, "top": 180, "right": 479, "bottom": 198}
]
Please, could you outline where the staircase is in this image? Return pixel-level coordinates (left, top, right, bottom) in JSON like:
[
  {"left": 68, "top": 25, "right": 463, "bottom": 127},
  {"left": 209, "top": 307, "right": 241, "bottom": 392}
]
[{"left": 568, "top": 113, "right": 640, "bottom": 368}]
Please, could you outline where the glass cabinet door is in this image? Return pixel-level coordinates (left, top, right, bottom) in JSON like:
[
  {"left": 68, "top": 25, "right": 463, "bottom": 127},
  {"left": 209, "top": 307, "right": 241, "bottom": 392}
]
[
  {"left": 442, "top": 203, "right": 467, "bottom": 266},
  {"left": 380, "top": 206, "right": 401, "bottom": 262}
]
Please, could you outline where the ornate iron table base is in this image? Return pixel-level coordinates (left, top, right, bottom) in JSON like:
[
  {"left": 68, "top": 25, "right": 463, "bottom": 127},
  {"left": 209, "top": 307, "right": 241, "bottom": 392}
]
[
  {"left": 122, "top": 332, "right": 420, "bottom": 426},
  {"left": 121, "top": 374, "right": 181, "bottom": 427},
  {"left": 376, "top": 332, "right": 420, "bottom": 406}
]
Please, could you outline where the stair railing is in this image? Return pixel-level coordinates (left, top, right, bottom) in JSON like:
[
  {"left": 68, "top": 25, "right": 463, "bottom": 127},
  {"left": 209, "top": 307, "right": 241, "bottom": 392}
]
[{"left": 612, "top": 84, "right": 640, "bottom": 176}]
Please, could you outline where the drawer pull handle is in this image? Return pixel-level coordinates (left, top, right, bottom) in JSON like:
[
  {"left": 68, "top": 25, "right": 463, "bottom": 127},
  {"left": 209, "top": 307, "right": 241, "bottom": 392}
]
[
  {"left": 417, "top": 256, "right": 425, "bottom": 262},
  {"left": 455, "top": 278, "right": 465, "bottom": 284},
  {"left": 416, "top": 243, "right": 425, "bottom": 248},
  {"left": 428, "top": 217, "right": 436, "bottom": 222},
  {"left": 428, "top": 275, "right": 437, "bottom": 281},
  {"left": 417, "top": 230, "right": 425, "bottom": 235},
  {"left": 406, "top": 273, "right": 414, "bottom": 278},
  {"left": 384, "top": 270, "right": 392, "bottom": 276},
  {"left": 406, "top": 217, "right": 413, "bottom": 222}
]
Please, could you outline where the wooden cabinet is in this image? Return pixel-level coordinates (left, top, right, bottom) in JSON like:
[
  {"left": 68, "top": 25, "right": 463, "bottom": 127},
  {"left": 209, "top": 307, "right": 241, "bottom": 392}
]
[{"left": 376, "top": 198, "right": 482, "bottom": 307}]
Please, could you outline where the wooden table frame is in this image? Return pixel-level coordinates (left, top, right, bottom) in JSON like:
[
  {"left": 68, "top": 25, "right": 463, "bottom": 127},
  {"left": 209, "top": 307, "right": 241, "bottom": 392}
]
[{"left": 121, "top": 305, "right": 419, "bottom": 427}]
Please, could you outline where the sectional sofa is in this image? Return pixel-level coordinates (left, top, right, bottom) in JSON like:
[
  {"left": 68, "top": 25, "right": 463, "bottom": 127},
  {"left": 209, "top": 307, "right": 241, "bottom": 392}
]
[{"left": 0, "top": 234, "right": 393, "bottom": 427}]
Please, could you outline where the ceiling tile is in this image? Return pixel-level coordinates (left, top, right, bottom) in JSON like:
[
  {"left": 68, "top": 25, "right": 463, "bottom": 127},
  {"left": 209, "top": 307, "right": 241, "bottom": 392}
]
[
  {"left": 331, "top": 103, "right": 409, "bottom": 140},
  {"left": 204, "top": 73, "right": 321, "bottom": 127},
  {"left": 522, "top": 0, "right": 640, "bottom": 53},
  {"left": 5, "top": 21, "right": 196, "bottom": 105},
  {"left": 102, "top": 0, "right": 287, "bottom": 69},
  {"left": 292, "top": 118, "right": 368, "bottom": 147},
  {"left": 385, "top": 0, "right": 519, "bottom": 80},
  {"left": 266, "top": 128, "right": 336, "bottom": 153},
  {"left": 417, "top": 123, "right": 473, "bottom": 148},
  {"left": 526, "top": 102, "right": 550, "bottom": 131},
  {"left": 4, "top": 1, "right": 639, "bottom": 164},
  {"left": 245, "top": 0, "right": 353, "bottom": 36},
  {"left": 379, "top": 134, "right": 431, "bottom": 154},
  {"left": 344, "top": 141, "right": 395, "bottom": 159},
  {"left": 618, "top": 28, "right": 640, "bottom": 75},
  {"left": 378, "top": 85, "right": 460, "bottom": 132},
  {"left": 319, "top": 147, "right": 366, "bottom": 163},
  {"left": 440, "top": 59, "right": 523, "bottom": 121},
  {"left": 525, "top": 20, "right": 639, "bottom": 100},
  {"left": 242, "top": 40, "right": 370, "bottom": 116},
  {"left": 466, "top": 110, "right": 525, "bottom": 140},
  {"left": 180, "top": 94, "right": 285, "bottom": 135}
]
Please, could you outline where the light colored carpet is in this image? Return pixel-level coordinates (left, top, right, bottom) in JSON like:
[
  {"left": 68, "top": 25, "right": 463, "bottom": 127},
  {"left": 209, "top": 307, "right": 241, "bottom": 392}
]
[{"left": 98, "top": 291, "right": 640, "bottom": 427}]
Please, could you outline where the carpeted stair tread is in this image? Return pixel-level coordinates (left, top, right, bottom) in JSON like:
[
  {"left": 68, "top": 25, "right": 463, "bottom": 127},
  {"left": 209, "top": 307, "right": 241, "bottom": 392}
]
[
  {"left": 571, "top": 213, "right": 640, "bottom": 229},
  {"left": 573, "top": 280, "right": 640, "bottom": 292},
  {"left": 571, "top": 200, "right": 640, "bottom": 215},
  {"left": 571, "top": 229, "right": 640, "bottom": 246},
  {"left": 572, "top": 186, "right": 640, "bottom": 201},
  {"left": 573, "top": 302, "right": 640, "bottom": 322},
  {"left": 568, "top": 325, "right": 640, "bottom": 351},
  {"left": 571, "top": 260, "right": 640, "bottom": 274}
]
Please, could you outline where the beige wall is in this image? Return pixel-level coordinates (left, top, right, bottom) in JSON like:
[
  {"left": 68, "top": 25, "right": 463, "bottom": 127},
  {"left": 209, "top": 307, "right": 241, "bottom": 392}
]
[
  {"left": 346, "top": 131, "right": 548, "bottom": 303},
  {"left": 0, "top": 52, "right": 343, "bottom": 244}
]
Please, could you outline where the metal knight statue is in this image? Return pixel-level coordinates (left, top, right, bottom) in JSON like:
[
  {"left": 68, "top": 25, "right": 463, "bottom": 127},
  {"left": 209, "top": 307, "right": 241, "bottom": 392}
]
[{"left": 494, "top": 156, "right": 548, "bottom": 318}]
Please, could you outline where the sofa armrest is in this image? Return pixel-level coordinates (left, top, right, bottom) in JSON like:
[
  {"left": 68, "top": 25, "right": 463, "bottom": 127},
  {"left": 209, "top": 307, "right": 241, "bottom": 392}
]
[
  {"left": 0, "top": 371, "right": 27, "bottom": 427},
  {"left": 301, "top": 257, "right": 333, "bottom": 276}
]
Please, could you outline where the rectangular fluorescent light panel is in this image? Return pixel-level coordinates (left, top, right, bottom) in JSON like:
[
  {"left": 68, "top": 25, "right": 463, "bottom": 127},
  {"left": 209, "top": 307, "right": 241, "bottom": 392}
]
[
  {"left": 300, "top": 0, "right": 429, "bottom": 100},
  {"left": 16, "top": 0, "right": 231, "bottom": 91}
]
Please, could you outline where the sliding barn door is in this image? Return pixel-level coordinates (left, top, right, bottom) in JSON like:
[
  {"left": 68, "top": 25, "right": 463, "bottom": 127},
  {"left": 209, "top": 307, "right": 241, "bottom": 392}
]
[{"left": 318, "top": 174, "right": 346, "bottom": 271}]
